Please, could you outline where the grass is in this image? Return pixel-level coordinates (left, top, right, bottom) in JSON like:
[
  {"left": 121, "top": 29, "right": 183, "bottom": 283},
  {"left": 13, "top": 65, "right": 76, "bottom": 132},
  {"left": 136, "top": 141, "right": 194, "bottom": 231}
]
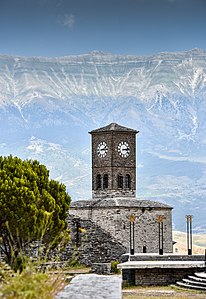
[
  {"left": 123, "top": 296, "right": 203, "bottom": 299},
  {"left": 122, "top": 285, "right": 206, "bottom": 298},
  {"left": 0, "top": 259, "right": 91, "bottom": 299},
  {"left": 0, "top": 263, "right": 66, "bottom": 299},
  {"left": 0, "top": 207, "right": 77, "bottom": 298}
]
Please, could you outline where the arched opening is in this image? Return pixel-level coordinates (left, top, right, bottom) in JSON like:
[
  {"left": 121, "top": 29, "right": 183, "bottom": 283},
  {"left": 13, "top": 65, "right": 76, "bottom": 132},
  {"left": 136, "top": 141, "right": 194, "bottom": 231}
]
[
  {"left": 96, "top": 174, "right": 101, "bottom": 190},
  {"left": 103, "top": 174, "right": 108, "bottom": 189},
  {"left": 117, "top": 174, "right": 123, "bottom": 189},
  {"left": 125, "top": 174, "right": 131, "bottom": 189}
]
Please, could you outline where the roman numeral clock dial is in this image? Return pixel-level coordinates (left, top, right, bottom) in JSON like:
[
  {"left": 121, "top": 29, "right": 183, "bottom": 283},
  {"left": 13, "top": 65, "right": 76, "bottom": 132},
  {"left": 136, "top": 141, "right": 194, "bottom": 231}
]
[{"left": 118, "top": 141, "right": 130, "bottom": 158}]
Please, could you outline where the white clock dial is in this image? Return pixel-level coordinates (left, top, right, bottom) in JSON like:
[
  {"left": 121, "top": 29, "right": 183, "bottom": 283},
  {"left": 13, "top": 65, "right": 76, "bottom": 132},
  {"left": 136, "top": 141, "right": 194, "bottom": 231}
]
[
  {"left": 118, "top": 141, "right": 130, "bottom": 158},
  {"left": 97, "top": 141, "right": 108, "bottom": 158}
]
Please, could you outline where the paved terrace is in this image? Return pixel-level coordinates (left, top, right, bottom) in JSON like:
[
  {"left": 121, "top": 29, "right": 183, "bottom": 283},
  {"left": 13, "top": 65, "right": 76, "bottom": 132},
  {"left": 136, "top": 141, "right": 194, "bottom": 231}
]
[
  {"left": 122, "top": 253, "right": 206, "bottom": 262},
  {"left": 56, "top": 274, "right": 122, "bottom": 299},
  {"left": 118, "top": 260, "right": 206, "bottom": 269}
]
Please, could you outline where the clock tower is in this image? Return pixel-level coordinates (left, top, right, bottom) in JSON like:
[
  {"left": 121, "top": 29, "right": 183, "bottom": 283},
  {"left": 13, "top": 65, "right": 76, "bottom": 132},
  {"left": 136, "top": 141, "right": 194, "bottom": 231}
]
[{"left": 89, "top": 123, "right": 139, "bottom": 199}]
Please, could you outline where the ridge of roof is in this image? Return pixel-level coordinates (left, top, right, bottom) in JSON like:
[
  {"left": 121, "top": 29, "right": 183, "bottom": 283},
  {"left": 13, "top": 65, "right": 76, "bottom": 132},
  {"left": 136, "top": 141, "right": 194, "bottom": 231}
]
[{"left": 89, "top": 122, "right": 139, "bottom": 134}]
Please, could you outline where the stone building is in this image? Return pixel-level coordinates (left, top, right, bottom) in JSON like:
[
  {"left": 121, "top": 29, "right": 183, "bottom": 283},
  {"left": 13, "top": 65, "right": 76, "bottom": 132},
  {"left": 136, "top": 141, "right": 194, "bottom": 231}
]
[
  {"left": 90, "top": 123, "right": 137, "bottom": 198},
  {"left": 69, "top": 123, "right": 173, "bottom": 263}
]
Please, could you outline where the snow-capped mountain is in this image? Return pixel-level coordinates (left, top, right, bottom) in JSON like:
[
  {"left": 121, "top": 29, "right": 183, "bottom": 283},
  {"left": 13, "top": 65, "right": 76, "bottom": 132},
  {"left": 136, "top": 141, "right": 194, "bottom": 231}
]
[{"left": 0, "top": 48, "right": 206, "bottom": 232}]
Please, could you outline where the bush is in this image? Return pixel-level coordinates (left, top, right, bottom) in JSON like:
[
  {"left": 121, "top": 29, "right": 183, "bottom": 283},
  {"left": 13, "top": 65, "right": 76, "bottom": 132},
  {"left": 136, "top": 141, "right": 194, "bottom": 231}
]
[
  {"left": 111, "top": 261, "right": 120, "bottom": 274},
  {"left": 0, "top": 266, "right": 65, "bottom": 299}
]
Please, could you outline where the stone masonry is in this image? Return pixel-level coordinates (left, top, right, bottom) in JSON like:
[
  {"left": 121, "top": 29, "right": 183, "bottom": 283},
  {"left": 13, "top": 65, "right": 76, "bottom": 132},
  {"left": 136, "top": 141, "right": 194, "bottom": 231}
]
[
  {"left": 61, "top": 214, "right": 126, "bottom": 265},
  {"left": 90, "top": 123, "right": 138, "bottom": 199},
  {"left": 70, "top": 198, "right": 173, "bottom": 254},
  {"left": 119, "top": 260, "right": 206, "bottom": 286}
]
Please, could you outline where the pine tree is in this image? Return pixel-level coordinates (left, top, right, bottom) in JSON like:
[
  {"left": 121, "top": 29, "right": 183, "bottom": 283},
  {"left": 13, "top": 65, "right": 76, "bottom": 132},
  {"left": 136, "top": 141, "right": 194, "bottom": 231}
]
[{"left": 0, "top": 155, "right": 71, "bottom": 269}]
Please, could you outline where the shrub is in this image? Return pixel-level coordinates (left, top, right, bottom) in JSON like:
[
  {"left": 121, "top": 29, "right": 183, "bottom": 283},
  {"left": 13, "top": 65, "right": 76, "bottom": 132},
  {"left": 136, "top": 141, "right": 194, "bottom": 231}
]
[
  {"left": 0, "top": 266, "right": 65, "bottom": 299},
  {"left": 111, "top": 261, "right": 120, "bottom": 274}
]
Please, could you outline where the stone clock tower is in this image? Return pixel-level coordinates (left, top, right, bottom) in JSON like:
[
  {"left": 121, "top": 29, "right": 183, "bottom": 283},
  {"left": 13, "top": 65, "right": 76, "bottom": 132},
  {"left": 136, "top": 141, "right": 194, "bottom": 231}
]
[
  {"left": 89, "top": 123, "right": 139, "bottom": 199},
  {"left": 70, "top": 122, "right": 173, "bottom": 258}
]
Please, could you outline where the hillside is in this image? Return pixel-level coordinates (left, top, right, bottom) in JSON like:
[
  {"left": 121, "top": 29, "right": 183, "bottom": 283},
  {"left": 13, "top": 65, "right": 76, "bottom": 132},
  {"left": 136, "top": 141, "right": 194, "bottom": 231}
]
[
  {"left": 173, "top": 231, "right": 206, "bottom": 254},
  {"left": 0, "top": 48, "right": 206, "bottom": 231}
]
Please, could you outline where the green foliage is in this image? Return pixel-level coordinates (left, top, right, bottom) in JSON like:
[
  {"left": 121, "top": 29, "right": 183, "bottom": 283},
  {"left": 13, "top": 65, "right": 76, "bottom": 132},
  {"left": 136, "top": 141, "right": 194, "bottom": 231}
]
[
  {"left": 0, "top": 261, "right": 13, "bottom": 283},
  {"left": 0, "top": 266, "right": 64, "bottom": 299},
  {"left": 68, "top": 247, "right": 80, "bottom": 267},
  {"left": 0, "top": 155, "right": 71, "bottom": 269},
  {"left": 111, "top": 261, "right": 120, "bottom": 274}
]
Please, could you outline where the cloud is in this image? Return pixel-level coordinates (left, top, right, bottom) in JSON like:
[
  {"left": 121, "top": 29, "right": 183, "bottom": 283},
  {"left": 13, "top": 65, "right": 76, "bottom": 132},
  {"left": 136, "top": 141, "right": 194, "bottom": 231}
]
[
  {"left": 140, "top": 173, "right": 206, "bottom": 202},
  {"left": 57, "top": 14, "right": 75, "bottom": 29},
  {"left": 148, "top": 150, "right": 206, "bottom": 164}
]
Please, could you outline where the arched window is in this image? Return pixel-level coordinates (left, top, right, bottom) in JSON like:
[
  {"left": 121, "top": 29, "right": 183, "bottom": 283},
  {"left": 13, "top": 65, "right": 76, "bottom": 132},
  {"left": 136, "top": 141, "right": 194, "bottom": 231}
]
[
  {"left": 103, "top": 174, "right": 108, "bottom": 189},
  {"left": 125, "top": 174, "right": 131, "bottom": 189},
  {"left": 96, "top": 174, "right": 101, "bottom": 190},
  {"left": 117, "top": 174, "right": 123, "bottom": 189}
]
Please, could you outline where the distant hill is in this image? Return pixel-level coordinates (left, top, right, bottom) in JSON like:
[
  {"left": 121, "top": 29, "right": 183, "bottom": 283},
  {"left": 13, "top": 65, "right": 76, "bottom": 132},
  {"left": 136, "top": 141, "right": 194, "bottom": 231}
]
[
  {"left": 0, "top": 49, "right": 206, "bottom": 232},
  {"left": 173, "top": 231, "right": 206, "bottom": 254}
]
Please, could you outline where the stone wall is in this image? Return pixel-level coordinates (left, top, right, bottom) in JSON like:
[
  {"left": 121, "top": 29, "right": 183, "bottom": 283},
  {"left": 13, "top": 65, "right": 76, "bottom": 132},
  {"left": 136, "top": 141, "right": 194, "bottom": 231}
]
[
  {"left": 122, "top": 267, "right": 206, "bottom": 286},
  {"left": 135, "top": 268, "right": 205, "bottom": 286},
  {"left": 92, "top": 189, "right": 136, "bottom": 199},
  {"left": 60, "top": 215, "right": 126, "bottom": 265},
  {"left": 70, "top": 204, "right": 173, "bottom": 253}
]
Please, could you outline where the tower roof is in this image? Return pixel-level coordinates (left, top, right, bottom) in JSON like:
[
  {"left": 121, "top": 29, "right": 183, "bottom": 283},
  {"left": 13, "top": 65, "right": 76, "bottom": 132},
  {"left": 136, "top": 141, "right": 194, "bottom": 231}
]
[{"left": 89, "top": 122, "right": 139, "bottom": 134}]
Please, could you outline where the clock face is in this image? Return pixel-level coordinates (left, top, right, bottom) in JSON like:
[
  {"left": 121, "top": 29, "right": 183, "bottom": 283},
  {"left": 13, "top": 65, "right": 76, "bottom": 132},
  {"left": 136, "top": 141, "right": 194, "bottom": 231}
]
[
  {"left": 118, "top": 141, "right": 130, "bottom": 158},
  {"left": 97, "top": 141, "right": 108, "bottom": 158}
]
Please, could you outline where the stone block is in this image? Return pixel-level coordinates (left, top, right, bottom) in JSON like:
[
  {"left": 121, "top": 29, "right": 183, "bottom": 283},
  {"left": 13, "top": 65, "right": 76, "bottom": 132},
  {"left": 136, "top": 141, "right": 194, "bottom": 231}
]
[{"left": 91, "top": 263, "right": 111, "bottom": 274}]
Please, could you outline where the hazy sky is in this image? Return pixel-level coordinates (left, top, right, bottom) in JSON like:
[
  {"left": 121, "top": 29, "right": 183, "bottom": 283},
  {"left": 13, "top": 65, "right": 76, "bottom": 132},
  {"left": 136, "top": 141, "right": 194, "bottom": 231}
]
[{"left": 0, "top": 0, "right": 206, "bottom": 57}]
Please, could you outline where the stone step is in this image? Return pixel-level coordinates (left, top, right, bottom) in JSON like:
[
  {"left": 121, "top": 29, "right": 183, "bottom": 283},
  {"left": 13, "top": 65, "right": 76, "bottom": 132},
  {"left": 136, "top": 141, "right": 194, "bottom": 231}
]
[
  {"left": 182, "top": 278, "right": 206, "bottom": 287},
  {"left": 176, "top": 281, "right": 206, "bottom": 291},
  {"left": 195, "top": 272, "right": 206, "bottom": 279},
  {"left": 188, "top": 275, "right": 206, "bottom": 283}
]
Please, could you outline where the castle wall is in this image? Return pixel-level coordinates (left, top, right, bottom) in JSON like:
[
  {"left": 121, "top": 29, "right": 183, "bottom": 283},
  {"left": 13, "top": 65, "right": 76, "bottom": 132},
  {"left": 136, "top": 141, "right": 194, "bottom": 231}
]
[{"left": 70, "top": 205, "right": 173, "bottom": 254}]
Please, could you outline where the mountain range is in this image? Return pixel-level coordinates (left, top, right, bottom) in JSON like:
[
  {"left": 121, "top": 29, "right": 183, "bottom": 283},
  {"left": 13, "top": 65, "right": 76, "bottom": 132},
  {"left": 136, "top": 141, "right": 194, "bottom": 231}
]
[{"left": 0, "top": 48, "right": 206, "bottom": 232}]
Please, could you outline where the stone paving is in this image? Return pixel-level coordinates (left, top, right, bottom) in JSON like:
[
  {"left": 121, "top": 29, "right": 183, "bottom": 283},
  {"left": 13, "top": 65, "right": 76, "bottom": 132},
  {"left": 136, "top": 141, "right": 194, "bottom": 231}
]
[{"left": 56, "top": 274, "right": 122, "bottom": 299}]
